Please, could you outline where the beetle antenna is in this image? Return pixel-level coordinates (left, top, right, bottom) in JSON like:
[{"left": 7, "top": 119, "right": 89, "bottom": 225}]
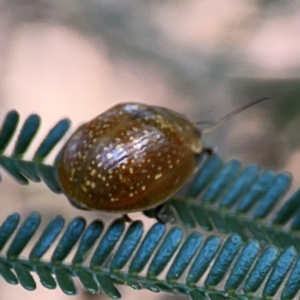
[{"left": 200, "top": 97, "right": 269, "bottom": 134}]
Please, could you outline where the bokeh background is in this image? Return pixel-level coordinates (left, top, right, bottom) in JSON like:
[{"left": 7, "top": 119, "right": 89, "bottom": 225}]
[{"left": 1, "top": 0, "right": 300, "bottom": 299}]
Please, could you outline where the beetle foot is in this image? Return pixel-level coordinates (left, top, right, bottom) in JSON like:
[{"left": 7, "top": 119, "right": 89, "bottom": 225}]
[
  {"left": 143, "top": 204, "right": 174, "bottom": 223},
  {"left": 203, "top": 147, "right": 217, "bottom": 156},
  {"left": 154, "top": 204, "right": 174, "bottom": 224},
  {"left": 121, "top": 214, "right": 132, "bottom": 223}
]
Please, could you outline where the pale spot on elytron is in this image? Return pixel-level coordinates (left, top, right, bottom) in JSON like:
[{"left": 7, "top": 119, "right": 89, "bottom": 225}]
[
  {"left": 85, "top": 180, "right": 91, "bottom": 186},
  {"left": 133, "top": 143, "right": 142, "bottom": 150},
  {"left": 141, "top": 186, "right": 146, "bottom": 191},
  {"left": 106, "top": 153, "right": 113, "bottom": 159},
  {"left": 129, "top": 193, "right": 134, "bottom": 197},
  {"left": 81, "top": 185, "right": 88, "bottom": 192},
  {"left": 155, "top": 173, "right": 162, "bottom": 180},
  {"left": 90, "top": 169, "right": 96, "bottom": 176}
]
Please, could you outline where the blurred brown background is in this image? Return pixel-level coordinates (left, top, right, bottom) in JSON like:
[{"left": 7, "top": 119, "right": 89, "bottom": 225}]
[{"left": 1, "top": 0, "right": 300, "bottom": 299}]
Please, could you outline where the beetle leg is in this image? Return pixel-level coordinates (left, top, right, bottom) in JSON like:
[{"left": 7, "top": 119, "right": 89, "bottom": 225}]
[
  {"left": 154, "top": 204, "right": 174, "bottom": 224},
  {"left": 67, "top": 197, "right": 90, "bottom": 210},
  {"left": 121, "top": 214, "right": 132, "bottom": 222},
  {"left": 203, "top": 146, "right": 217, "bottom": 156},
  {"left": 143, "top": 204, "right": 174, "bottom": 223}
]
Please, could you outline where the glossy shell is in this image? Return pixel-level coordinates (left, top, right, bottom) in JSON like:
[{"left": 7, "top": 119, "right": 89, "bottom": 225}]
[{"left": 57, "top": 103, "right": 203, "bottom": 212}]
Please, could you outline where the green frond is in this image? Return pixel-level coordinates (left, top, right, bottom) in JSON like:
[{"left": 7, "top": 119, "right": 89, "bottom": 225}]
[
  {"left": 2, "top": 110, "right": 300, "bottom": 299},
  {"left": 0, "top": 110, "right": 70, "bottom": 192},
  {"left": 1, "top": 213, "right": 300, "bottom": 299}
]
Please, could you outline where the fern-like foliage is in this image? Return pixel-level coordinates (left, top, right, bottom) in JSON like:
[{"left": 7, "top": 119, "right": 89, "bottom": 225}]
[
  {"left": 1, "top": 110, "right": 300, "bottom": 299},
  {"left": 0, "top": 110, "right": 69, "bottom": 192}
]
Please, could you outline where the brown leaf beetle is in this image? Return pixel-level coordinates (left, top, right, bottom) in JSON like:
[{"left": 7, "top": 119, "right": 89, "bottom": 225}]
[{"left": 57, "top": 98, "right": 268, "bottom": 221}]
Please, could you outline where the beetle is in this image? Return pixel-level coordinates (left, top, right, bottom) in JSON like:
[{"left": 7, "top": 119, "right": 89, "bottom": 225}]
[{"left": 57, "top": 98, "right": 268, "bottom": 222}]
